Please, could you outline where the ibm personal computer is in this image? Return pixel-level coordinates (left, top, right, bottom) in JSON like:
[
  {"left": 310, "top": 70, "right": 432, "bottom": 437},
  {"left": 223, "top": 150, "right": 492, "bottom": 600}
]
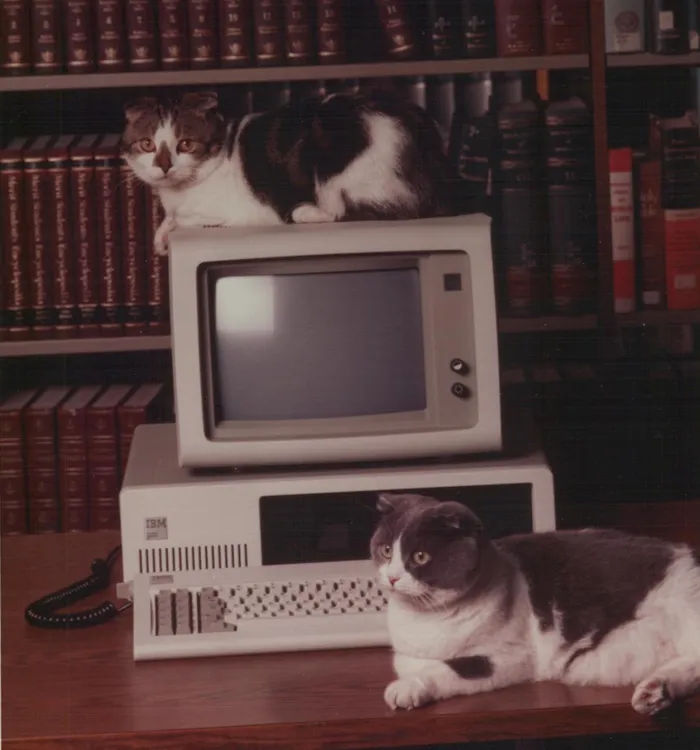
[{"left": 119, "top": 214, "right": 555, "bottom": 661}]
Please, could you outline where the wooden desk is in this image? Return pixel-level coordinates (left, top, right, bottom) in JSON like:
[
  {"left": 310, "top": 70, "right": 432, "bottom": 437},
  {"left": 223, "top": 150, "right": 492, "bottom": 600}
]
[{"left": 3, "top": 531, "right": 700, "bottom": 750}]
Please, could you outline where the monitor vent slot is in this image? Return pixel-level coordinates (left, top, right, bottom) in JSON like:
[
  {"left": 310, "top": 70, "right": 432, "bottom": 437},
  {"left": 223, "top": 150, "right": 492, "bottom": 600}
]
[{"left": 138, "top": 544, "right": 249, "bottom": 574}]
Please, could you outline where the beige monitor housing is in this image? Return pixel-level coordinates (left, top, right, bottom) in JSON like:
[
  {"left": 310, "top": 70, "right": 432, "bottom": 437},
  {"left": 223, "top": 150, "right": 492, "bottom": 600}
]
[{"left": 169, "top": 214, "right": 501, "bottom": 469}]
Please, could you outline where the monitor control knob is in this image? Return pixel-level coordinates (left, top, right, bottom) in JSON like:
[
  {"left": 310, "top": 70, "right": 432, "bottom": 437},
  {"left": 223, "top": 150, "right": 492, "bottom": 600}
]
[
  {"left": 450, "top": 358, "right": 469, "bottom": 375},
  {"left": 451, "top": 382, "right": 471, "bottom": 400}
]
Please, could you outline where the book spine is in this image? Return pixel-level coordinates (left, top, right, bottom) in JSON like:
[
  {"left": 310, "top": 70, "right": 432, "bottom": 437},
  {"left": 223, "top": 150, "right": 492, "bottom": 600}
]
[
  {"left": 87, "top": 410, "right": 121, "bottom": 531},
  {"left": 31, "top": 0, "right": 63, "bottom": 73},
  {"left": 0, "top": 411, "right": 28, "bottom": 535},
  {"left": 604, "top": 0, "right": 645, "bottom": 53},
  {"left": 71, "top": 149, "right": 99, "bottom": 335},
  {"left": 95, "top": 146, "right": 123, "bottom": 335},
  {"left": 158, "top": 0, "right": 189, "bottom": 69},
  {"left": 542, "top": 0, "right": 589, "bottom": 54},
  {"left": 284, "top": 0, "right": 314, "bottom": 64},
  {"left": 146, "top": 191, "right": 170, "bottom": 333},
  {"left": 374, "top": 0, "right": 417, "bottom": 59},
  {"left": 64, "top": 0, "right": 96, "bottom": 73},
  {"left": 219, "top": 0, "right": 251, "bottom": 67},
  {"left": 425, "top": 0, "right": 460, "bottom": 59},
  {"left": 0, "top": 149, "right": 31, "bottom": 340},
  {"left": 609, "top": 148, "right": 636, "bottom": 314},
  {"left": 460, "top": 0, "right": 496, "bottom": 58},
  {"left": 187, "top": 0, "right": 218, "bottom": 69},
  {"left": 95, "top": 0, "right": 127, "bottom": 72},
  {"left": 58, "top": 410, "right": 89, "bottom": 532},
  {"left": 0, "top": 0, "right": 31, "bottom": 75},
  {"left": 690, "top": 0, "right": 699, "bottom": 50},
  {"left": 316, "top": 0, "right": 346, "bottom": 63},
  {"left": 26, "top": 411, "right": 60, "bottom": 534},
  {"left": 665, "top": 207, "right": 700, "bottom": 309},
  {"left": 639, "top": 158, "right": 666, "bottom": 309},
  {"left": 126, "top": 0, "right": 158, "bottom": 70},
  {"left": 120, "top": 162, "right": 148, "bottom": 334},
  {"left": 25, "top": 148, "right": 53, "bottom": 337},
  {"left": 495, "top": 0, "right": 543, "bottom": 56},
  {"left": 118, "top": 407, "right": 148, "bottom": 477},
  {"left": 254, "top": 0, "right": 286, "bottom": 65},
  {"left": 648, "top": 0, "right": 690, "bottom": 54}
]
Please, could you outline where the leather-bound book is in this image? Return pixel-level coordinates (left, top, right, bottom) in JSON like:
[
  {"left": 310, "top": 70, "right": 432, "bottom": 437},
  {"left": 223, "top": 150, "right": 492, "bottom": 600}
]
[
  {"left": 58, "top": 385, "right": 103, "bottom": 533},
  {"left": 374, "top": 0, "right": 417, "bottom": 59},
  {"left": 542, "top": 0, "right": 589, "bottom": 54},
  {"left": 460, "top": 0, "right": 496, "bottom": 58},
  {"left": 31, "top": 0, "right": 63, "bottom": 74},
  {"left": 637, "top": 154, "right": 665, "bottom": 309},
  {"left": 146, "top": 190, "right": 170, "bottom": 333},
  {"left": 94, "top": 134, "right": 123, "bottom": 335},
  {"left": 604, "top": 0, "right": 645, "bottom": 53},
  {"left": 0, "top": 389, "right": 39, "bottom": 536},
  {"left": 254, "top": 0, "right": 285, "bottom": 65},
  {"left": 46, "top": 134, "right": 79, "bottom": 337},
  {"left": 126, "top": 0, "right": 158, "bottom": 70},
  {"left": 316, "top": 0, "right": 346, "bottom": 63},
  {"left": 648, "top": 0, "right": 690, "bottom": 54},
  {"left": 120, "top": 159, "right": 149, "bottom": 334},
  {"left": 86, "top": 385, "right": 134, "bottom": 531},
  {"left": 95, "top": 0, "right": 127, "bottom": 72},
  {"left": 64, "top": 0, "right": 96, "bottom": 73},
  {"left": 284, "top": 0, "right": 315, "bottom": 64},
  {"left": 0, "top": 0, "right": 31, "bottom": 75},
  {"left": 70, "top": 134, "right": 101, "bottom": 337},
  {"left": 158, "top": 0, "right": 189, "bottom": 69},
  {"left": 424, "top": 0, "right": 460, "bottom": 59},
  {"left": 494, "top": 0, "right": 543, "bottom": 56},
  {"left": 0, "top": 136, "right": 32, "bottom": 341},
  {"left": 219, "top": 0, "right": 252, "bottom": 67},
  {"left": 23, "top": 135, "right": 55, "bottom": 339},
  {"left": 117, "top": 384, "right": 167, "bottom": 477},
  {"left": 187, "top": 0, "right": 218, "bottom": 69},
  {"left": 26, "top": 386, "right": 72, "bottom": 534}
]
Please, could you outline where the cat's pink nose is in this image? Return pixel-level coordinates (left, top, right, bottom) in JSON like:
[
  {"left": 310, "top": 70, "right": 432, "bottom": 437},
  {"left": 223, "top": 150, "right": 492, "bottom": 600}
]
[{"left": 388, "top": 576, "right": 399, "bottom": 587}]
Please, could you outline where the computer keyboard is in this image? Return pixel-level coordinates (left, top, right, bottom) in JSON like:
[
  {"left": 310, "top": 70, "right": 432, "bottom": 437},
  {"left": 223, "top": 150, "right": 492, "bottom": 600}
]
[{"left": 130, "top": 559, "right": 390, "bottom": 660}]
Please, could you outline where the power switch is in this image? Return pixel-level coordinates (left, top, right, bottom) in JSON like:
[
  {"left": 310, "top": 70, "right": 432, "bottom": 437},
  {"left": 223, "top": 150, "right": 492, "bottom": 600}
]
[
  {"left": 451, "top": 382, "right": 471, "bottom": 400},
  {"left": 450, "top": 358, "right": 469, "bottom": 376}
]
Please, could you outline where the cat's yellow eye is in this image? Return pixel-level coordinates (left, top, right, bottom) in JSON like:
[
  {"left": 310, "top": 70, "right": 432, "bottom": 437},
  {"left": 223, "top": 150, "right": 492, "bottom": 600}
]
[
  {"left": 412, "top": 550, "right": 431, "bottom": 566},
  {"left": 139, "top": 138, "right": 155, "bottom": 152},
  {"left": 178, "top": 139, "right": 195, "bottom": 153},
  {"left": 380, "top": 544, "right": 392, "bottom": 559}
]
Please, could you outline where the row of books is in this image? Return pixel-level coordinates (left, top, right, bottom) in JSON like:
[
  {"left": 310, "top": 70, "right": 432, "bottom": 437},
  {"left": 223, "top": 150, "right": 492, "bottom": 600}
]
[
  {"left": 0, "top": 382, "right": 170, "bottom": 536},
  {"left": 0, "top": 0, "right": 593, "bottom": 78},
  {"left": 0, "top": 133, "right": 168, "bottom": 341},
  {"left": 609, "top": 110, "right": 700, "bottom": 313}
]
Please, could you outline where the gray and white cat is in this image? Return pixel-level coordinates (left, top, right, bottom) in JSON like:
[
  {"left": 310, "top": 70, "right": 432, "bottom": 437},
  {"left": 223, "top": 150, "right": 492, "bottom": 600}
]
[
  {"left": 370, "top": 492, "right": 700, "bottom": 715},
  {"left": 121, "top": 89, "right": 454, "bottom": 254}
]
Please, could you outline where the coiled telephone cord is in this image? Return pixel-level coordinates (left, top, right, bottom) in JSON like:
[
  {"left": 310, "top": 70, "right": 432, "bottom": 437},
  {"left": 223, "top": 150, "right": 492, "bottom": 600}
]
[{"left": 24, "top": 545, "right": 132, "bottom": 629}]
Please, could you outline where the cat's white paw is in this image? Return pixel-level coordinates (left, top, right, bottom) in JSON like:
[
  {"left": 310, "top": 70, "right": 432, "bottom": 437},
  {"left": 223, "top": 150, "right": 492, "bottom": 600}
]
[
  {"left": 384, "top": 677, "right": 433, "bottom": 711},
  {"left": 291, "top": 204, "right": 335, "bottom": 224},
  {"left": 632, "top": 677, "right": 673, "bottom": 715},
  {"left": 153, "top": 234, "right": 169, "bottom": 256}
]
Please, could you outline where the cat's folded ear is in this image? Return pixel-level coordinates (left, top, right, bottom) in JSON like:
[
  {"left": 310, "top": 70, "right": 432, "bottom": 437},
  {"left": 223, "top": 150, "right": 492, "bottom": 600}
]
[
  {"left": 434, "top": 502, "right": 484, "bottom": 536},
  {"left": 377, "top": 493, "right": 400, "bottom": 514},
  {"left": 124, "top": 97, "right": 159, "bottom": 124},
  {"left": 179, "top": 91, "right": 219, "bottom": 117}
]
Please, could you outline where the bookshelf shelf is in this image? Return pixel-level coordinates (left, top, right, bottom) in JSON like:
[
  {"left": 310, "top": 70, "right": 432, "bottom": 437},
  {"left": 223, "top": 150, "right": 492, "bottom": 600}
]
[
  {"left": 0, "top": 55, "right": 590, "bottom": 93},
  {"left": 0, "top": 335, "right": 172, "bottom": 358},
  {"left": 498, "top": 315, "right": 598, "bottom": 333},
  {"left": 607, "top": 51, "right": 700, "bottom": 68},
  {"left": 617, "top": 309, "right": 700, "bottom": 327}
]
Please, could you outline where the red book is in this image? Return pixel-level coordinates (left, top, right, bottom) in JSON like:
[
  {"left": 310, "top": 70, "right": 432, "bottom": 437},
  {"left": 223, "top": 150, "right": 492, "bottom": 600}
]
[
  {"left": 665, "top": 208, "right": 700, "bottom": 310},
  {"left": 0, "top": 0, "right": 31, "bottom": 75},
  {"left": 254, "top": 0, "right": 286, "bottom": 65},
  {"left": 95, "top": 0, "right": 127, "bottom": 72},
  {"left": 0, "top": 389, "right": 39, "bottom": 536},
  {"left": 0, "top": 136, "right": 32, "bottom": 341},
  {"left": 23, "top": 135, "right": 55, "bottom": 339},
  {"left": 70, "top": 134, "right": 101, "bottom": 337},
  {"left": 146, "top": 190, "right": 170, "bottom": 333},
  {"left": 58, "top": 385, "right": 103, "bottom": 532},
  {"left": 95, "top": 134, "right": 123, "bottom": 335},
  {"left": 158, "top": 0, "right": 189, "bottom": 69},
  {"left": 87, "top": 385, "right": 134, "bottom": 531},
  {"left": 374, "top": 0, "right": 417, "bottom": 59},
  {"left": 609, "top": 147, "right": 636, "bottom": 314},
  {"left": 64, "top": 0, "right": 96, "bottom": 73},
  {"left": 495, "top": 0, "right": 543, "bottom": 56},
  {"left": 46, "top": 134, "right": 80, "bottom": 337},
  {"left": 120, "top": 159, "right": 149, "bottom": 334},
  {"left": 542, "top": 0, "right": 589, "bottom": 54},
  {"left": 638, "top": 158, "right": 666, "bottom": 309},
  {"left": 25, "top": 386, "right": 72, "bottom": 534},
  {"left": 219, "top": 0, "right": 252, "bottom": 67},
  {"left": 316, "top": 0, "right": 346, "bottom": 63},
  {"left": 187, "top": 0, "right": 218, "bottom": 69},
  {"left": 284, "top": 0, "right": 314, "bottom": 64},
  {"left": 126, "top": 0, "right": 158, "bottom": 71},
  {"left": 117, "top": 383, "right": 166, "bottom": 477},
  {"left": 31, "top": 0, "right": 63, "bottom": 73}
]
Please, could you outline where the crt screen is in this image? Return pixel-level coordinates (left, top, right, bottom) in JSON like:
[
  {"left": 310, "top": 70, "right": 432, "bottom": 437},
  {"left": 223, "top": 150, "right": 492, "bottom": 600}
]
[{"left": 213, "top": 268, "right": 426, "bottom": 422}]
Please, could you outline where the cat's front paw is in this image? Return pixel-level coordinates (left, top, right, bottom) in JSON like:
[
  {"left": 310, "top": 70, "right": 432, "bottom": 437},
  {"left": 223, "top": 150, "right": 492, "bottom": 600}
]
[
  {"left": 153, "top": 234, "right": 170, "bottom": 256},
  {"left": 632, "top": 677, "right": 673, "bottom": 715},
  {"left": 384, "top": 677, "right": 433, "bottom": 711},
  {"left": 291, "top": 203, "right": 335, "bottom": 224}
]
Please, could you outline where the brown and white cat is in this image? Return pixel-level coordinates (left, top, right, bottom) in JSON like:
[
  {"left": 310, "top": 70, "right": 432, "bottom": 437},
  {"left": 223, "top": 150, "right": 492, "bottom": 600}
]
[
  {"left": 370, "top": 492, "right": 700, "bottom": 715},
  {"left": 121, "top": 90, "right": 455, "bottom": 254}
]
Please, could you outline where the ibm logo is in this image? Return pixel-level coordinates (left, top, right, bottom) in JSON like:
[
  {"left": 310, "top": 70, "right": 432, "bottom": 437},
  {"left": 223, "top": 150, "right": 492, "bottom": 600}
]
[{"left": 145, "top": 517, "right": 168, "bottom": 541}]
